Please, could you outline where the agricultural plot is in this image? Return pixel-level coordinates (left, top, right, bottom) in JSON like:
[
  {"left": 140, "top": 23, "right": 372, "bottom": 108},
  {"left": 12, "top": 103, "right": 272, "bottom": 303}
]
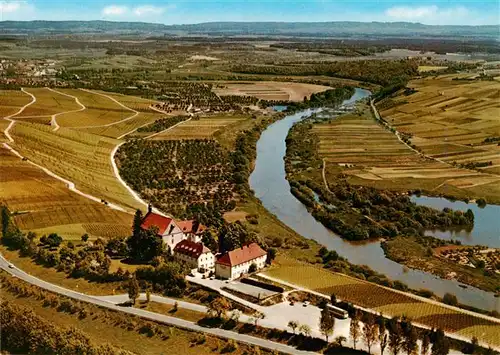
[
  {"left": 377, "top": 78, "right": 500, "bottom": 173},
  {"left": 9, "top": 122, "right": 142, "bottom": 211},
  {"left": 264, "top": 259, "right": 500, "bottom": 347},
  {"left": 15, "top": 88, "right": 80, "bottom": 124},
  {"left": 314, "top": 108, "right": 500, "bottom": 199},
  {"left": 0, "top": 147, "right": 131, "bottom": 236},
  {"left": 82, "top": 112, "right": 161, "bottom": 139},
  {"left": 0, "top": 90, "right": 32, "bottom": 117},
  {"left": 213, "top": 81, "right": 331, "bottom": 102},
  {"left": 152, "top": 115, "right": 249, "bottom": 140},
  {"left": 56, "top": 89, "right": 132, "bottom": 128}
]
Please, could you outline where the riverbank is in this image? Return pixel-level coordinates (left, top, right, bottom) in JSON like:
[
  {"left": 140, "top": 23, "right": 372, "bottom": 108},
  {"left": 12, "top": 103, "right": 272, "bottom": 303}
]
[
  {"left": 249, "top": 88, "right": 499, "bottom": 312},
  {"left": 381, "top": 236, "right": 500, "bottom": 294}
]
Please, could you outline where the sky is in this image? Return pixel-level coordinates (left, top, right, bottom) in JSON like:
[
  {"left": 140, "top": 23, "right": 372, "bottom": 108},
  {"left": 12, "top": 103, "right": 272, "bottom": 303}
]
[{"left": 0, "top": 0, "right": 499, "bottom": 25}]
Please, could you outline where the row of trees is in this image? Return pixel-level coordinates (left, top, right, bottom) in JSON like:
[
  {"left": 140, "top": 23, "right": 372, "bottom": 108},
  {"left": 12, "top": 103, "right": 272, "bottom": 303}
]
[{"left": 232, "top": 59, "right": 419, "bottom": 86}]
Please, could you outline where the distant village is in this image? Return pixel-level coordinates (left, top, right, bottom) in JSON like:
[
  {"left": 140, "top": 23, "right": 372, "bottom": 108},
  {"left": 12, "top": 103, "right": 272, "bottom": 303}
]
[{"left": 437, "top": 246, "right": 500, "bottom": 274}]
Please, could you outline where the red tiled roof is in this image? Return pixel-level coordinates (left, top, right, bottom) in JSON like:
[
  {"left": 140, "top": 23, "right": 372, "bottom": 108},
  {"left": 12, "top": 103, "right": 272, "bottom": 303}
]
[
  {"left": 216, "top": 243, "right": 267, "bottom": 267},
  {"left": 174, "top": 239, "right": 211, "bottom": 259},
  {"left": 141, "top": 212, "right": 173, "bottom": 235},
  {"left": 177, "top": 220, "right": 207, "bottom": 235}
]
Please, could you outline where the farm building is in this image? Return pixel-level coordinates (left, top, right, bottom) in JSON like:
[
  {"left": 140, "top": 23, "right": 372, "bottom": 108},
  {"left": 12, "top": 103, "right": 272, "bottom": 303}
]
[
  {"left": 140, "top": 212, "right": 186, "bottom": 252},
  {"left": 176, "top": 220, "right": 207, "bottom": 243},
  {"left": 173, "top": 239, "right": 215, "bottom": 272},
  {"left": 215, "top": 243, "right": 267, "bottom": 280}
]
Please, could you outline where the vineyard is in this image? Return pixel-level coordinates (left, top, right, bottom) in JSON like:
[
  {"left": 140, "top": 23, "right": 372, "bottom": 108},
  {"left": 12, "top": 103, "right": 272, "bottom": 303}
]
[
  {"left": 0, "top": 147, "right": 131, "bottom": 236},
  {"left": 153, "top": 115, "right": 250, "bottom": 140},
  {"left": 16, "top": 88, "right": 80, "bottom": 123},
  {"left": 9, "top": 122, "right": 141, "bottom": 210},
  {"left": 0, "top": 90, "right": 33, "bottom": 117},
  {"left": 264, "top": 257, "right": 500, "bottom": 347},
  {"left": 55, "top": 89, "right": 132, "bottom": 127},
  {"left": 116, "top": 139, "right": 237, "bottom": 217},
  {"left": 377, "top": 76, "right": 500, "bottom": 199}
]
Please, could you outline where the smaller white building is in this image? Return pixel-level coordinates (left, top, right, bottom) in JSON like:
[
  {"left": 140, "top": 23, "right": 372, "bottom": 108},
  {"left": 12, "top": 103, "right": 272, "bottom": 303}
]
[
  {"left": 215, "top": 243, "right": 267, "bottom": 280},
  {"left": 174, "top": 239, "right": 215, "bottom": 272}
]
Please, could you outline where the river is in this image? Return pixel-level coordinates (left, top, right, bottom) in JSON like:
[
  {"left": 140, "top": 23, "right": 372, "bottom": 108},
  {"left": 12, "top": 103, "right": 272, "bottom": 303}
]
[
  {"left": 411, "top": 195, "right": 500, "bottom": 249},
  {"left": 249, "top": 88, "right": 499, "bottom": 312}
]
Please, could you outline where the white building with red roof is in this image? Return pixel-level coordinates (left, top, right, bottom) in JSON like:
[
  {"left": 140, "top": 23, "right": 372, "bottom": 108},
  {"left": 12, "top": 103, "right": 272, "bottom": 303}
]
[
  {"left": 176, "top": 220, "right": 207, "bottom": 243},
  {"left": 140, "top": 212, "right": 186, "bottom": 252},
  {"left": 173, "top": 239, "right": 215, "bottom": 272},
  {"left": 215, "top": 243, "right": 267, "bottom": 280}
]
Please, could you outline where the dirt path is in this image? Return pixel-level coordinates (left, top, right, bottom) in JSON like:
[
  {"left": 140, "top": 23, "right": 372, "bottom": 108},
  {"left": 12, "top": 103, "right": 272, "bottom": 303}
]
[
  {"left": 67, "top": 89, "right": 140, "bottom": 129},
  {"left": 44, "top": 88, "right": 87, "bottom": 131},
  {"left": 322, "top": 158, "right": 333, "bottom": 194},
  {"left": 2, "top": 88, "right": 37, "bottom": 142},
  {"left": 144, "top": 104, "right": 194, "bottom": 140}
]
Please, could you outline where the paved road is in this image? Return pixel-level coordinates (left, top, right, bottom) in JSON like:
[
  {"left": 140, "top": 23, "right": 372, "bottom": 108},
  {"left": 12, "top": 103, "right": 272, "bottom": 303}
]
[{"left": 0, "top": 254, "right": 316, "bottom": 355}]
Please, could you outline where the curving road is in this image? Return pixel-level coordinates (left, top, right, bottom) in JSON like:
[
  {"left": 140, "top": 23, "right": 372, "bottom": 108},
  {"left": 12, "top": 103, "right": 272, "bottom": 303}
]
[{"left": 0, "top": 254, "right": 315, "bottom": 355}]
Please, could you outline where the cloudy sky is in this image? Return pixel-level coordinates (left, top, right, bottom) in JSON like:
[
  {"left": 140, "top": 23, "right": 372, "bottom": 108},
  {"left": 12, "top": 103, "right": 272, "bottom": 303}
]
[{"left": 0, "top": 0, "right": 498, "bottom": 25}]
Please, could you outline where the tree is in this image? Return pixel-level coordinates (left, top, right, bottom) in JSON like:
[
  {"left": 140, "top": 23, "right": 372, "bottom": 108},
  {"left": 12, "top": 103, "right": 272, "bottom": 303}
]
[
  {"left": 421, "top": 333, "right": 431, "bottom": 355},
  {"left": 44, "top": 233, "right": 62, "bottom": 248},
  {"left": 252, "top": 311, "right": 265, "bottom": 326},
  {"left": 431, "top": 329, "right": 449, "bottom": 355},
  {"left": 267, "top": 248, "right": 277, "bottom": 264},
  {"left": 442, "top": 293, "right": 458, "bottom": 306},
  {"left": 128, "top": 276, "right": 140, "bottom": 305},
  {"left": 1, "top": 206, "right": 11, "bottom": 237},
  {"left": 379, "top": 321, "right": 388, "bottom": 355},
  {"left": 299, "top": 324, "right": 311, "bottom": 337},
  {"left": 127, "top": 226, "right": 163, "bottom": 262},
  {"left": 230, "top": 309, "right": 241, "bottom": 322},
  {"left": 208, "top": 297, "right": 231, "bottom": 319},
  {"left": 288, "top": 320, "right": 299, "bottom": 334},
  {"left": 133, "top": 209, "right": 144, "bottom": 237},
  {"left": 335, "top": 335, "right": 347, "bottom": 347},
  {"left": 81, "top": 234, "right": 89, "bottom": 243},
  {"left": 350, "top": 311, "right": 361, "bottom": 349},
  {"left": 363, "top": 314, "right": 379, "bottom": 354},
  {"left": 248, "top": 263, "right": 258, "bottom": 273},
  {"left": 146, "top": 289, "right": 151, "bottom": 304},
  {"left": 388, "top": 318, "right": 404, "bottom": 355},
  {"left": 403, "top": 324, "right": 418, "bottom": 355},
  {"left": 330, "top": 293, "right": 337, "bottom": 305},
  {"left": 319, "top": 308, "right": 335, "bottom": 342}
]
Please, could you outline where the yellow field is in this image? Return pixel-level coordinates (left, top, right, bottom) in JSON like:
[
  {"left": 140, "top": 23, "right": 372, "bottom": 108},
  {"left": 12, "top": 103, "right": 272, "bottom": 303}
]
[
  {"left": 264, "top": 256, "right": 500, "bottom": 347},
  {"left": 0, "top": 90, "right": 32, "bottom": 117},
  {"left": 9, "top": 122, "right": 142, "bottom": 210},
  {"left": 16, "top": 88, "right": 80, "bottom": 122},
  {"left": 56, "top": 89, "right": 132, "bottom": 127},
  {"left": 152, "top": 115, "right": 249, "bottom": 140},
  {"left": 82, "top": 112, "right": 160, "bottom": 138},
  {"left": 418, "top": 66, "right": 448, "bottom": 73},
  {"left": 378, "top": 78, "right": 500, "bottom": 167},
  {"left": 0, "top": 147, "right": 132, "bottom": 234},
  {"left": 213, "top": 81, "right": 331, "bottom": 102},
  {"left": 94, "top": 90, "right": 159, "bottom": 111}
]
